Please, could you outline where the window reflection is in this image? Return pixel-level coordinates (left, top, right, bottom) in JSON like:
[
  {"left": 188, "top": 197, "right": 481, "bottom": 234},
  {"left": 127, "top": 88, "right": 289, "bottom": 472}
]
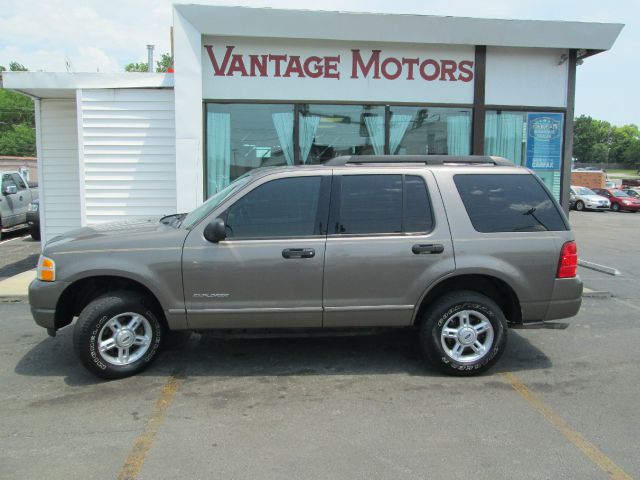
[
  {"left": 388, "top": 107, "right": 471, "bottom": 155},
  {"left": 299, "top": 104, "right": 385, "bottom": 164},
  {"left": 206, "top": 104, "right": 294, "bottom": 196}
]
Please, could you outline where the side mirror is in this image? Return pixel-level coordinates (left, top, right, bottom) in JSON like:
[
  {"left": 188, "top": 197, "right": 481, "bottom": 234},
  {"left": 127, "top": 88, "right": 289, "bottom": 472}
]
[
  {"left": 203, "top": 217, "right": 227, "bottom": 243},
  {"left": 2, "top": 185, "right": 17, "bottom": 196}
]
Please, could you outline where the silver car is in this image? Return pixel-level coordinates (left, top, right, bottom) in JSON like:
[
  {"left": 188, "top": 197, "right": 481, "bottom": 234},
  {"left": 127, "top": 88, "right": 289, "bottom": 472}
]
[
  {"left": 570, "top": 186, "right": 610, "bottom": 211},
  {"left": 29, "top": 156, "right": 582, "bottom": 379}
]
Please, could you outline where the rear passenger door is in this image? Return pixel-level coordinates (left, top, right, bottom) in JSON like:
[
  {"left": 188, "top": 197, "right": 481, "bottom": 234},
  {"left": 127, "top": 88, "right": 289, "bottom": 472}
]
[{"left": 322, "top": 171, "right": 455, "bottom": 327}]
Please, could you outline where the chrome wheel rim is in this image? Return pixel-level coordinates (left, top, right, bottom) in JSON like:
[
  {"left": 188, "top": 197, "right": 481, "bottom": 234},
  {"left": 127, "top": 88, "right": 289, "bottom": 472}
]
[
  {"left": 97, "top": 312, "right": 152, "bottom": 366},
  {"left": 440, "top": 310, "right": 494, "bottom": 364}
]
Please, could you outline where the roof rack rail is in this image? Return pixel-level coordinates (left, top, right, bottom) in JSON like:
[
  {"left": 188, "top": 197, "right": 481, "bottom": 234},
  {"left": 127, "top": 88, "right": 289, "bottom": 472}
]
[{"left": 323, "top": 155, "right": 514, "bottom": 167}]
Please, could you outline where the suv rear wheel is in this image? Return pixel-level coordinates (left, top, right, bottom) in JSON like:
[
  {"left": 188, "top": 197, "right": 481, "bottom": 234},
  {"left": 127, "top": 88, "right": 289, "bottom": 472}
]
[
  {"left": 73, "top": 291, "right": 163, "bottom": 379},
  {"left": 419, "top": 291, "right": 507, "bottom": 376}
]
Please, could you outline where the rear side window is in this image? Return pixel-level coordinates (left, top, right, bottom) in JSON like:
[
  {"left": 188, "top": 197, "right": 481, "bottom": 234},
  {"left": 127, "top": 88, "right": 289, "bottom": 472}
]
[
  {"left": 454, "top": 174, "right": 567, "bottom": 233},
  {"left": 11, "top": 174, "right": 27, "bottom": 190},
  {"left": 335, "top": 174, "right": 433, "bottom": 235}
]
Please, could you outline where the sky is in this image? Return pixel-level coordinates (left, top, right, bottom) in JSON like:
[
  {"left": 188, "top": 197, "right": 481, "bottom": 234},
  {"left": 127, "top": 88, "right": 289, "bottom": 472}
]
[{"left": 0, "top": 0, "right": 637, "bottom": 126}]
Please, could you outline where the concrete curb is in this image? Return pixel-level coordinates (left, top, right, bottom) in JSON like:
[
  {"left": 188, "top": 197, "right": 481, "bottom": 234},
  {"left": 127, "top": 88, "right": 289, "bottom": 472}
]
[
  {"left": 582, "top": 287, "right": 612, "bottom": 298},
  {"left": 578, "top": 259, "right": 621, "bottom": 276}
]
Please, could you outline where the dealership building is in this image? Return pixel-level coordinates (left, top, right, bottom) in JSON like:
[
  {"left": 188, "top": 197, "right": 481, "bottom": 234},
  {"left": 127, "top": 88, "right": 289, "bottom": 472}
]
[{"left": 1, "top": 5, "right": 622, "bottom": 242}]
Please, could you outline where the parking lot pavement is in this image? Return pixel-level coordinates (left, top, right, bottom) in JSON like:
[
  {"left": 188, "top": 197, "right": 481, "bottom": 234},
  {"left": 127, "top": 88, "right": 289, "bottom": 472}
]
[
  {"left": 0, "top": 211, "right": 638, "bottom": 480},
  {"left": 0, "top": 228, "right": 40, "bottom": 281}
]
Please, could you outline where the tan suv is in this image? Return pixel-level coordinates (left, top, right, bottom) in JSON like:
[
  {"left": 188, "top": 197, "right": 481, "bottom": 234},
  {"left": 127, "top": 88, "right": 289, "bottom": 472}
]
[{"left": 29, "top": 156, "right": 582, "bottom": 379}]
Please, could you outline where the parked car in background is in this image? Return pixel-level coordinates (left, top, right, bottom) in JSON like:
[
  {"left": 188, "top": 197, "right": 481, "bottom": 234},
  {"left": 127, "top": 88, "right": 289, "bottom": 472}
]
[
  {"left": 569, "top": 186, "right": 610, "bottom": 211},
  {"left": 27, "top": 198, "right": 41, "bottom": 240},
  {"left": 623, "top": 188, "right": 640, "bottom": 198},
  {"left": 592, "top": 188, "right": 640, "bottom": 212},
  {"left": 0, "top": 171, "right": 39, "bottom": 238}
]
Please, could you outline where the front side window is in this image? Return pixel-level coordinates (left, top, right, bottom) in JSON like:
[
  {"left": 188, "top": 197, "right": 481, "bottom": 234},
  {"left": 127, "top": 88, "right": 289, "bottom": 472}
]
[
  {"left": 335, "top": 174, "right": 433, "bottom": 235},
  {"left": 11, "top": 174, "right": 27, "bottom": 190},
  {"left": 454, "top": 174, "right": 567, "bottom": 233},
  {"left": 225, "top": 177, "right": 322, "bottom": 239}
]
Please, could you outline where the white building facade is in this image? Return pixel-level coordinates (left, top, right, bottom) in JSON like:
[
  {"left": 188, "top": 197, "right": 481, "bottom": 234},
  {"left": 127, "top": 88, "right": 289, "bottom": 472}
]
[{"left": 1, "top": 5, "right": 623, "bottom": 242}]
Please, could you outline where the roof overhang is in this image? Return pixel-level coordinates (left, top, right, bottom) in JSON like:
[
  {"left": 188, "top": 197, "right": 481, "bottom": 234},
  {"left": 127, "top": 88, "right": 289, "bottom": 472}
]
[
  {"left": 174, "top": 4, "right": 623, "bottom": 52},
  {"left": 0, "top": 72, "right": 174, "bottom": 99}
]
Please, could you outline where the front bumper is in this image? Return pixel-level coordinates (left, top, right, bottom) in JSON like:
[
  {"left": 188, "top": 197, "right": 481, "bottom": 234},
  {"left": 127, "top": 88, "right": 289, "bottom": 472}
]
[
  {"left": 28, "top": 278, "right": 70, "bottom": 330},
  {"left": 585, "top": 202, "right": 609, "bottom": 210},
  {"left": 26, "top": 210, "right": 39, "bottom": 226},
  {"left": 545, "top": 277, "right": 583, "bottom": 321}
]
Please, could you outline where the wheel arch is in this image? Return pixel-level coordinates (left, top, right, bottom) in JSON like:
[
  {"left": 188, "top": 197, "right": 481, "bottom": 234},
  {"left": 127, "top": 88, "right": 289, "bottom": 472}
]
[
  {"left": 412, "top": 274, "right": 522, "bottom": 326},
  {"left": 54, "top": 275, "right": 168, "bottom": 331}
]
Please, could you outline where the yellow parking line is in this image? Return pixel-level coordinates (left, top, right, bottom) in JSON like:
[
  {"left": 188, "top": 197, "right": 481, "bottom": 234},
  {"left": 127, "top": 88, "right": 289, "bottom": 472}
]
[
  {"left": 117, "top": 374, "right": 183, "bottom": 480},
  {"left": 501, "top": 372, "right": 633, "bottom": 480}
]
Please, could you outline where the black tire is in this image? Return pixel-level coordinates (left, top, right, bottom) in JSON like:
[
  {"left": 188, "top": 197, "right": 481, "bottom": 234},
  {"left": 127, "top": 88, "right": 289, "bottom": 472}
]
[
  {"left": 612, "top": 203, "right": 620, "bottom": 212},
  {"left": 73, "top": 291, "right": 164, "bottom": 379},
  {"left": 419, "top": 291, "right": 507, "bottom": 376},
  {"left": 30, "top": 225, "right": 40, "bottom": 241},
  {"left": 575, "top": 200, "right": 585, "bottom": 211}
]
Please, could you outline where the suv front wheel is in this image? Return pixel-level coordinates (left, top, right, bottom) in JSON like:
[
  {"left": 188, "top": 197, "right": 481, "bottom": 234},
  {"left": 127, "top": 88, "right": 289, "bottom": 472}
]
[
  {"left": 419, "top": 291, "right": 507, "bottom": 376},
  {"left": 73, "top": 292, "right": 163, "bottom": 379}
]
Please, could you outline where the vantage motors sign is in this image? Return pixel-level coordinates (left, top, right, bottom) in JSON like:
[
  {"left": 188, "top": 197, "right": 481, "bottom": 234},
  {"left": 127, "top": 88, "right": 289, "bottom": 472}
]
[{"left": 201, "top": 37, "right": 475, "bottom": 104}]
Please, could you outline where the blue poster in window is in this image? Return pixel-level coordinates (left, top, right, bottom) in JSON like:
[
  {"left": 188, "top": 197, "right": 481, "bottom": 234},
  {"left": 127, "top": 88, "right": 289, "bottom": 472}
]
[{"left": 525, "top": 113, "right": 564, "bottom": 170}]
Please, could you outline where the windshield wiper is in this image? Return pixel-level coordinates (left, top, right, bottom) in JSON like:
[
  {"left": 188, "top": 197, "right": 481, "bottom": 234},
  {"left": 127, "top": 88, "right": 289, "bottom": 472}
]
[
  {"left": 160, "top": 213, "right": 187, "bottom": 227},
  {"left": 521, "top": 207, "right": 549, "bottom": 231}
]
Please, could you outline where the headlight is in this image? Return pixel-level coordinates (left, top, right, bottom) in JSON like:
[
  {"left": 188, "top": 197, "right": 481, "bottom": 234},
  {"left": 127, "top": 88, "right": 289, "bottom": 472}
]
[
  {"left": 28, "top": 203, "right": 39, "bottom": 212},
  {"left": 37, "top": 255, "right": 55, "bottom": 282}
]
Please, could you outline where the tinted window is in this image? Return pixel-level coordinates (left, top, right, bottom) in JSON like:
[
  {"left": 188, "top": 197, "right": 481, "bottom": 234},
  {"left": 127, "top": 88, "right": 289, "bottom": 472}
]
[
  {"left": 226, "top": 177, "right": 322, "bottom": 238},
  {"left": 404, "top": 176, "right": 434, "bottom": 232},
  {"left": 337, "top": 174, "right": 433, "bottom": 235},
  {"left": 338, "top": 175, "right": 402, "bottom": 234},
  {"left": 11, "top": 174, "right": 26, "bottom": 190},
  {"left": 454, "top": 174, "right": 567, "bottom": 233}
]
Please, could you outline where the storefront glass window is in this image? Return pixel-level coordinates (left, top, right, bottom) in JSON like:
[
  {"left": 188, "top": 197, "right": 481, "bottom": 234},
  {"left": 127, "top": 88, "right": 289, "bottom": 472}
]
[
  {"left": 206, "top": 103, "right": 294, "bottom": 196},
  {"left": 484, "top": 111, "right": 564, "bottom": 200},
  {"left": 298, "top": 104, "right": 385, "bottom": 164},
  {"left": 388, "top": 107, "right": 472, "bottom": 155}
]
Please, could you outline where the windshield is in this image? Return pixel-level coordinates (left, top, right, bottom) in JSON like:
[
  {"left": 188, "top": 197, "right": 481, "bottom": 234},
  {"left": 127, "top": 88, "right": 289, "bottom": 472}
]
[
  {"left": 576, "top": 187, "right": 595, "bottom": 196},
  {"left": 612, "top": 190, "right": 630, "bottom": 198},
  {"left": 181, "top": 175, "right": 252, "bottom": 229}
]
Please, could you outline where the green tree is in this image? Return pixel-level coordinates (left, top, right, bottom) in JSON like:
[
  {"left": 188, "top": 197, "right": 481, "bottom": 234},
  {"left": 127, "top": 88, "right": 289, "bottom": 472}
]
[
  {"left": 124, "top": 53, "right": 172, "bottom": 72},
  {"left": 124, "top": 61, "right": 149, "bottom": 72},
  {"left": 0, "top": 124, "right": 35, "bottom": 156},
  {"left": 8, "top": 61, "right": 28, "bottom": 71},
  {"left": 155, "top": 53, "right": 173, "bottom": 72},
  {"left": 572, "top": 115, "right": 612, "bottom": 163},
  {"left": 0, "top": 61, "right": 35, "bottom": 157}
]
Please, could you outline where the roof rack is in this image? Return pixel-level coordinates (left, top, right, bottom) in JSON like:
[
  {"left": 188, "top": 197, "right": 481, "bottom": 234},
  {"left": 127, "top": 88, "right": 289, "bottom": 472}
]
[{"left": 323, "top": 155, "right": 514, "bottom": 167}]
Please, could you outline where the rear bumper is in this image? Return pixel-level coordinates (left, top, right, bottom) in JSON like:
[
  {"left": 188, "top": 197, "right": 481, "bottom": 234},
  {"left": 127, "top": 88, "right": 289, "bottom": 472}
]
[{"left": 544, "top": 277, "right": 583, "bottom": 321}]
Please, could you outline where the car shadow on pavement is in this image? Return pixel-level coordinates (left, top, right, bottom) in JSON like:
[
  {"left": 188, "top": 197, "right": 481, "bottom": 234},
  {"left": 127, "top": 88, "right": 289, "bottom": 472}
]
[{"left": 15, "top": 327, "right": 552, "bottom": 385}]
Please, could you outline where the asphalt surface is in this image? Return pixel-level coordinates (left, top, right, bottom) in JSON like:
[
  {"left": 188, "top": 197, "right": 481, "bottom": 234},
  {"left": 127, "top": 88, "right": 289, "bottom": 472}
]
[
  {"left": 0, "top": 227, "right": 39, "bottom": 280},
  {"left": 0, "top": 210, "right": 638, "bottom": 480}
]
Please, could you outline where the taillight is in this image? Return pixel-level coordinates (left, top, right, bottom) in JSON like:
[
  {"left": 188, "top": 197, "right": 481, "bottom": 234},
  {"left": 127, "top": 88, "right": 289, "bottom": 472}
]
[{"left": 557, "top": 241, "right": 578, "bottom": 278}]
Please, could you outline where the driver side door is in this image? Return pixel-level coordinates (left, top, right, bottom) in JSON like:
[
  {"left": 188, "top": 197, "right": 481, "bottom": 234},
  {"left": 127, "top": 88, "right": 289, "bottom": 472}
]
[{"left": 182, "top": 172, "right": 331, "bottom": 329}]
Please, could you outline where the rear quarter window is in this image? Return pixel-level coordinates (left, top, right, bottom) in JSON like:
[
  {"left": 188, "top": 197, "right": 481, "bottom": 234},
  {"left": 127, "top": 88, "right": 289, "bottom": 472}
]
[{"left": 453, "top": 174, "right": 567, "bottom": 233}]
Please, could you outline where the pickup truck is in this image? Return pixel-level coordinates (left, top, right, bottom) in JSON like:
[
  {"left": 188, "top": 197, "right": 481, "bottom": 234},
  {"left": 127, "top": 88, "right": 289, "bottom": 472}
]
[{"left": 1, "top": 171, "right": 39, "bottom": 239}]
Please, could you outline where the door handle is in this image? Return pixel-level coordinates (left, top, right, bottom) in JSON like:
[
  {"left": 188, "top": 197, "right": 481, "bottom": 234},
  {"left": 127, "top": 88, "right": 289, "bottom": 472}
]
[
  {"left": 412, "top": 244, "right": 444, "bottom": 255},
  {"left": 282, "top": 248, "right": 315, "bottom": 259}
]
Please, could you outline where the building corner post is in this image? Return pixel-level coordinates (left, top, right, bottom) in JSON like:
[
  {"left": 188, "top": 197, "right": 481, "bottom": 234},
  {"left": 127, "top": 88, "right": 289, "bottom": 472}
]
[{"left": 561, "top": 49, "right": 577, "bottom": 214}]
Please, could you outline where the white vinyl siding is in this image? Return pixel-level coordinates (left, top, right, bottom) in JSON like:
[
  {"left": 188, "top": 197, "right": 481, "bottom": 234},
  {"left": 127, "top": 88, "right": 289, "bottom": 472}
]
[
  {"left": 38, "top": 99, "right": 82, "bottom": 241},
  {"left": 79, "top": 89, "right": 176, "bottom": 224}
]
